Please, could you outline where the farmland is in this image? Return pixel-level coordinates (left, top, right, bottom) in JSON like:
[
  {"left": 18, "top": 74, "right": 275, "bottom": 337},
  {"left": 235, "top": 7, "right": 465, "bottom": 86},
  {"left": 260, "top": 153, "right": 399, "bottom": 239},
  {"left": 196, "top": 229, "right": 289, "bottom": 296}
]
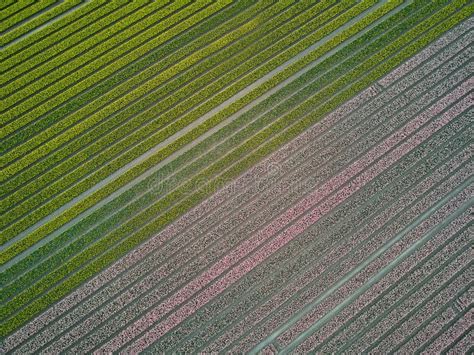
[{"left": 1, "top": 0, "right": 472, "bottom": 353}]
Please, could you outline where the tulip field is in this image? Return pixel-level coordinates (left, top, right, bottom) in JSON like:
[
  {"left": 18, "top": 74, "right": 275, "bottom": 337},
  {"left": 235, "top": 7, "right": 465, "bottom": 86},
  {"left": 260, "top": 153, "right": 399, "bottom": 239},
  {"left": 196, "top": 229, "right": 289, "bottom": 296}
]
[{"left": 1, "top": 0, "right": 473, "bottom": 353}]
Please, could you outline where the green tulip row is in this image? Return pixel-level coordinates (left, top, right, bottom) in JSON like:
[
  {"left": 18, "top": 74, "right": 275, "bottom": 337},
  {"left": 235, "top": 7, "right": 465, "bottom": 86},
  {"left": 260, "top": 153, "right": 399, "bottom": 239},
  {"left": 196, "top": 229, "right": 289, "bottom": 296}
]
[
  {"left": 0, "top": 0, "right": 82, "bottom": 47},
  {"left": 1, "top": 0, "right": 201, "bottom": 118},
  {"left": 0, "top": 0, "right": 275, "bottom": 178},
  {"left": 0, "top": 0, "right": 277, "bottom": 228},
  {"left": 0, "top": 0, "right": 207, "bottom": 133},
  {"left": 0, "top": 0, "right": 34, "bottom": 24},
  {"left": 0, "top": 0, "right": 118, "bottom": 82},
  {"left": 0, "top": 1, "right": 251, "bottom": 155},
  {"left": 0, "top": 0, "right": 104, "bottom": 62},
  {"left": 0, "top": 0, "right": 57, "bottom": 35},
  {"left": 1, "top": 0, "right": 162, "bottom": 103},
  {"left": 0, "top": 0, "right": 17, "bottom": 11}
]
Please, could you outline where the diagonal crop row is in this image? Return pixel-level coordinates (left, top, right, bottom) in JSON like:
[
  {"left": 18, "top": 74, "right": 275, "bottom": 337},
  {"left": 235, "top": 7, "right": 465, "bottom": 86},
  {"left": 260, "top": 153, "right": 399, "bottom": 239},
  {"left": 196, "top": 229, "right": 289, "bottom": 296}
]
[
  {"left": 120, "top": 7, "right": 472, "bottom": 350},
  {"left": 0, "top": 0, "right": 16, "bottom": 11},
  {"left": 0, "top": 0, "right": 418, "bottom": 276},
  {"left": 0, "top": 0, "right": 82, "bottom": 47},
  {"left": 3, "top": 4, "right": 438, "bottom": 314},
  {"left": 0, "top": 0, "right": 213, "bottom": 142},
  {"left": 312, "top": 214, "right": 470, "bottom": 353},
  {"left": 3, "top": 0, "right": 466, "bottom": 336},
  {"left": 0, "top": 0, "right": 288, "bottom": 194},
  {"left": 0, "top": 0, "right": 358, "bottom": 244},
  {"left": 1, "top": 0, "right": 193, "bottom": 116},
  {"left": 0, "top": 0, "right": 256, "bottom": 154},
  {"left": 210, "top": 127, "right": 472, "bottom": 353},
  {"left": 0, "top": 0, "right": 229, "bottom": 143},
  {"left": 228, "top": 140, "right": 473, "bottom": 354},
  {"left": 0, "top": 0, "right": 328, "bottom": 233},
  {"left": 287, "top": 196, "right": 472, "bottom": 351},
  {"left": 0, "top": 0, "right": 378, "bottom": 288},
  {"left": 1, "top": 0, "right": 152, "bottom": 87},
  {"left": 0, "top": 0, "right": 448, "bottom": 278},
  {"left": 272, "top": 131, "right": 472, "bottom": 354},
  {"left": 372, "top": 268, "right": 470, "bottom": 353},
  {"left": 0, "top": 0, "right": 120, "bottom": 82},
  {"left": 416, "top": 296, "right": 473, "bottom": 354},
  {"left": 0, "top": 0, "right": 188, "bottom": 124},
  {"left": 0, "top": 0, "right": 104, "bottom": 62},
  {"left": 343, "top": 237, "right": 472, "bottom": 353},
  {"left": 0, "top": 0, "right": 58, "bottom": 34},
  {"left": 0, "top": 0, "right": 257, "bottom": 173},
  {"left": 1, "top": 0, "right": 168, "bottom": 103},
  {"left": 315, "top": 220, "right": 472, "bottom": 353},
  {"left": 0, "top": 0, "right": 34, "bottom": 23},
  {"left": 0, "top": 1, "right": 260, "bottom": 210},
  {"left": 0, "top": 1, "right": 462, "bottom": 326}
]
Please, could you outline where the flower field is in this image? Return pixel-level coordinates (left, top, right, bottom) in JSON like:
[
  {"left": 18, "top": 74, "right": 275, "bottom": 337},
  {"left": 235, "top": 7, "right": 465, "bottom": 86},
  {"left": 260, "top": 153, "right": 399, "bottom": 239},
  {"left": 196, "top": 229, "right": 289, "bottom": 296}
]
[{"left": 1, "top": 0, "right": 472, "bottom": 353}]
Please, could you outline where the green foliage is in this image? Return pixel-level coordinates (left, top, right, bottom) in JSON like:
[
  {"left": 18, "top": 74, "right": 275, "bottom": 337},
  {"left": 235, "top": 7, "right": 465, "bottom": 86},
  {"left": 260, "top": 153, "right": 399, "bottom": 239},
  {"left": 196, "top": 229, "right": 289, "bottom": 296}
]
[
  {"left": 0, "top": 0, "right": 57, "bottom": 35},
  {"left": 0, "top": 0, "right": 115, "bottom": 83},
  {"left": 0, "top": 0, "right": 82, "bottom": 47},
  {"left": 1, "top": 0, "right": 155, "bottom": 101},
  {"left": 0, "top": 0, "right": 211, "bottom": 134},
  {"left": 0, "top": 0, "right": 104, "bottom": 62}
]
